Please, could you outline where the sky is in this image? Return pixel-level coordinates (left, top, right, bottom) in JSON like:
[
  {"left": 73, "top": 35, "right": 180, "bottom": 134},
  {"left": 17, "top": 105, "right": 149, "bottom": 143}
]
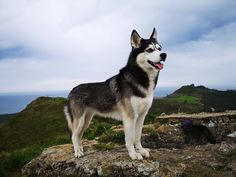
[{"left": 0, "top": 0, "right": 236, "bottom": 93}]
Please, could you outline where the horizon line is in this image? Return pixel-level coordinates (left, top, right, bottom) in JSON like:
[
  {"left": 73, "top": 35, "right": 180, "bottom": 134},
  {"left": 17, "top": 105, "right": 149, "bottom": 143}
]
[{"left": 0, "top": 85, "right": 236, "bottom": 95}]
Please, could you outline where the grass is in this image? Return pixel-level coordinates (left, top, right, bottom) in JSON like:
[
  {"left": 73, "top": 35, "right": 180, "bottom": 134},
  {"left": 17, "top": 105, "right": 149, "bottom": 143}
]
[
  {"left": 0, "top": 114, "right": 17, "bottom": 124},
  {"left": 0, "top": 97, "right": 120, "bottom": 177},
  {"left": 0, "top": 97, "right": 68, "bottom": 152},
  {"left": 172, "top": 84, "right": 236, "bottom": 112},
  {"left": 0, "top": 97, "right": 70, "bottom": 177},
  {"left": 98, "top": 129, "right": 125, "bottom": 144},
  {"left": 83, "top": 117, "right": 118, "bottom": 140},
  {"left": 0, "top": 134, "right": 71, "bottom": 177},
  {"left": 0, "top": 146, "right": 42, "bottom": 177},
  {"left": 145, "top": 126, "right": 159, "bottom": 139},
  {"left": 222, "top": 149, "right": 236, "bottom": 161},
  {"left": 183, "top": 149, "right": 236, "bottom": 177},
  {"left": 149, "top": 97, "right": 204, "bottom": 116},
  {"left": 93, "top": 142, "right": 115, "bottom": 151},
  {"left": 182, "top": 163, "right": 222, "bottom": 177},
  {"left": 174, "top": 95, "right": 200, "bottom": 104},
  {"left": 216, "top": 148, "right": 236, "bottom": 171}
]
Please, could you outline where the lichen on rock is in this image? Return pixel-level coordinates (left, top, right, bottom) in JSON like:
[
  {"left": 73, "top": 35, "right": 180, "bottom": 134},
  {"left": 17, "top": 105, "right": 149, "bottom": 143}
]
[{"left": 22, "top": 140, "right": 236, "bottom": 177}]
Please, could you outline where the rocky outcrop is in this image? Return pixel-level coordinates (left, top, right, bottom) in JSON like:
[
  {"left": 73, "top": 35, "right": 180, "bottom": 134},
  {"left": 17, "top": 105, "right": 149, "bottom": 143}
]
[
  {"left": 22, "top": 140, "right": 236, "bottom": 177},
  {"left": 158, "top": 110, "right": 236, "bottom": 120},
  {"left": 158, "top": 111, "right": 236, "bottom": 143},
  {"left": 22, "top": 111, "right": 236, "bottom": 177}
]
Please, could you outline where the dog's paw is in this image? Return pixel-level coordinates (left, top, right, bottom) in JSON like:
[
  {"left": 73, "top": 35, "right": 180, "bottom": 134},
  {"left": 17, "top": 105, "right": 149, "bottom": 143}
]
[
  {"left": 136, "top": 147, "right": 150, "bottom": 158},
  {"left": 129, "top": 151, "right": 143, "bottom": 160},
  {"left": 74, "top": 149, "right": 84, "bottom": 158}
]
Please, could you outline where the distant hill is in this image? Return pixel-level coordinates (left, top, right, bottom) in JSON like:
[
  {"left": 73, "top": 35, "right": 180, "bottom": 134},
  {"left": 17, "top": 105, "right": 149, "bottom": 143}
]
[
  {"left": 0, "top": 97, "right": 68, "bottom": 152},
  {"left": 0, "top": 114, "right": 16, "bottom": 124},
  {"left": 0, "top": 97, "right": 117, "bottom": 152},
  {"left": 169, "top": 84, "right": 236, "bottom": 112}
]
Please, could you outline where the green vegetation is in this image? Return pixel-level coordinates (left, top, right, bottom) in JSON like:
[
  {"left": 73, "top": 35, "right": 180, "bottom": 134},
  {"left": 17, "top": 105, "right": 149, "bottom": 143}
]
[
  {"left": 149, "top": 96, "right": 203, "bottom": 116},
  {"left": 0, "top": 97, "right": 120, "bottom": 177},
  {"left": 216, "top": 149, "right": 236, "bottom": 171},
  {"left": 98, "top": 129, "right": 124, "bottom": 144},
  {"left": 0, "top": 97, "right": 68, "bottom": 152},
  {"left": 0, "top": 114, "right": 16, "bottom": 124},
  {"left": 145, "top": 126, "right": 159, "bottom": 139},
  {"left": 172, "top": 95, "right": 200, "bottom": 104},
  {"left": 172, "top": 84, "right": 236, "bottom": 112},
  {"left": 0, "top": 85, "right": 235, "bottom": 176},
  {"left": 0, "top": 146, "right": 43, "bottom": 177},
  {"left": 183, "top": 149, "right": 236, "bottom": 177},
  {"left": 222, "top": 149, "right": 236, "bottom": 162},
  {"left": 84, "top": 117, "right": 119, "bottom": 140},
  {"left": 93, "top": 142, "right": 115, "bottom": 151},
  {"left": 183, "top": 163, "right": 222, "bottom": 177}
]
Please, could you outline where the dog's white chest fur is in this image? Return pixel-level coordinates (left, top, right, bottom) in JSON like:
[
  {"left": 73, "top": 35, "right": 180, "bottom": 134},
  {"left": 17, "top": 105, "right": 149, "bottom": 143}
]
[
  {"left": 130, "top": 70, "right": 157, "bottom": 117},
  {"left": 131, "top": 92, "right": 153, "bottom": 117}
]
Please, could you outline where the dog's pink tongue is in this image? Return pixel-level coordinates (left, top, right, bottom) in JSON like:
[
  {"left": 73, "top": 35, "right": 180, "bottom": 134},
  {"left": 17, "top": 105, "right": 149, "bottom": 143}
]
[{"left": 155, "top": 63, "right": 164, "bottom": 70}]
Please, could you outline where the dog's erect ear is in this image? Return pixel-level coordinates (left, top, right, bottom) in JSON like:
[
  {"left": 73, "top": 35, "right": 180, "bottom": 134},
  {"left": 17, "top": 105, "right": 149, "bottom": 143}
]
[
  {"left": 150, "top": 28, "right": 157, "bottom": 41},
  {"left": 130, "top": 30, "right": 141, "bottom": 49}
]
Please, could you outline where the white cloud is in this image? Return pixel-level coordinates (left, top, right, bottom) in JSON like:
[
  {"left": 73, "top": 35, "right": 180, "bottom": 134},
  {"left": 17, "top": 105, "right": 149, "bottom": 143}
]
[
  {"left": 0, "top": 0, "right": 236, "bottom": 92},
  {"left": 161, "top": 21, "right": 236, "bottom": 88}
]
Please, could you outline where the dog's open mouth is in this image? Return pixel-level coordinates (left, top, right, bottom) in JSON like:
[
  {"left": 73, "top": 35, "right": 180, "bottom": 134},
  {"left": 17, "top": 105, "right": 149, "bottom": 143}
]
[{"left": 148, "top": 60, "right": 164, "bottom": 70}]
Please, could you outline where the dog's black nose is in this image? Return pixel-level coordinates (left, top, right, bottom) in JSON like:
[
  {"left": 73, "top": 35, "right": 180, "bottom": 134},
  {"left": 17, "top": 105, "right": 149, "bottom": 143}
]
[{"left": 160, "top": 53, "right": 167, "bottom": 61}]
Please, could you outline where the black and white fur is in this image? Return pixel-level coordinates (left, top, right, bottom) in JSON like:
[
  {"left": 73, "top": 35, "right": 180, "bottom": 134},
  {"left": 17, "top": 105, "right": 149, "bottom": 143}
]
[{"left": 64, "top": 28, "right": 167, "bottom": 160}]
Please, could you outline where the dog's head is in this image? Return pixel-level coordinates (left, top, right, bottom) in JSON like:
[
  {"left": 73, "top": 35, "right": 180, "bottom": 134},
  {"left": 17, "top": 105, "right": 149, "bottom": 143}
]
[{"left": 130, "top": 28, "right": 167, "bottom": 71}]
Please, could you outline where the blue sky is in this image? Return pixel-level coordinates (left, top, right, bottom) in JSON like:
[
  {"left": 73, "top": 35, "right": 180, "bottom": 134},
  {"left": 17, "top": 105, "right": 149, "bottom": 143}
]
[{"left": 0, "top": 0, "right": 236, "bottom": 93}]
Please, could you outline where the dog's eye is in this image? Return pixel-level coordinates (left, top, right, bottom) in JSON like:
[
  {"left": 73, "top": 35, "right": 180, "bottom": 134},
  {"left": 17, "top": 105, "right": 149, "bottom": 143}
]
[
  {"left": 146, "top": 48, "right": 154, "bottom": 53},
  {"left": 157, "top": 47, "right": 161, "bottom": 51}
]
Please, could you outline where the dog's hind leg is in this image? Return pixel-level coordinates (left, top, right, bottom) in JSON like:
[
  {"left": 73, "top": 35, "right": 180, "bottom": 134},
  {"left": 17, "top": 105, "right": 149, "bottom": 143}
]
[
  {"left": 71, "top": 110, "right": 93, "bottom": 158},
  {"left": 134, "top": 110, "right": 150, "bottom": 158},
  {"left": 71, "top": 112, "right": 85, "bottom": 158},
  {"left": 77, "top": 111, "right": 94, "bottom": 153}
]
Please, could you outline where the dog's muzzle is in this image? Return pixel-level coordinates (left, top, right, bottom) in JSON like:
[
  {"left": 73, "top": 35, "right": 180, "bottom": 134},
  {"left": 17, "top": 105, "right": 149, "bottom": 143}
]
[
  {"left": 160, "top": 53, "right": 167, "bottom": 61},
  {"left": 148, "top": 53, "right": 167, "bottom": 70}
]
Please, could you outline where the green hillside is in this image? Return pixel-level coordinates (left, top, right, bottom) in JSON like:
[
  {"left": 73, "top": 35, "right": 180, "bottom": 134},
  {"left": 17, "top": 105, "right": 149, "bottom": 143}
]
[
  {"left": 169, "top": 84, "right": 236, "bottom": 112},
  {"left": 0, "top": 114, "right": 16, "bottom": 124},
  {"left": 0, "top": 97, "right": 69, "bottom": 152},
  {"left": 0, "top": 97, "right": 119, "bottom": 177}
]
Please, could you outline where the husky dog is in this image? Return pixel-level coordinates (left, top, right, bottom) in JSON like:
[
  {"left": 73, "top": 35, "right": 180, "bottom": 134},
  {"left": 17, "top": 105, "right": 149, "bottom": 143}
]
[{"left": 64, "top": 28, "right": 167, "bottom": 160}]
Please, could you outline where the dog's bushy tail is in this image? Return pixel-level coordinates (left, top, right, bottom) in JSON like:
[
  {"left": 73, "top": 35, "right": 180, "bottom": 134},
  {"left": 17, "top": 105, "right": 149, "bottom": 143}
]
[{"left": 64, "top": 105, "right": 73, "bottom": 137}]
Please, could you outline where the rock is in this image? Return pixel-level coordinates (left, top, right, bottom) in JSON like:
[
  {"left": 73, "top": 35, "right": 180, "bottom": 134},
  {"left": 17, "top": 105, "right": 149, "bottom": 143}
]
[
  {"left": 160, "top": 113, "right": 166, "bottom": 116},
  {"left": 218, "top": 141, "right": 235, "bottom": 152},
  {"left": 227, "top": 131, "right": 236, "bottom": 138},
  {"left": 22, "top": 141, "right": 236, "bottom": 177},
  {"left": 142, "top": 124, "right": 185, "bottom": 149},
  {"left": 22, "top": 144, "right": 161, "bottom": 177},
  {"left": 208, "top": 120, "right": 216, "bottom": 128}
]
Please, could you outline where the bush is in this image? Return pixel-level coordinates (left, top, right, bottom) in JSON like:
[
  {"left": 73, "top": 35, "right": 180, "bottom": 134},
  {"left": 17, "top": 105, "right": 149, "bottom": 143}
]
[
  {"left": 98, "top": 130, "right": 125, "bottom": 144},
  {"left": 0, "top": 146, "right": 43, "bottom": 177}
]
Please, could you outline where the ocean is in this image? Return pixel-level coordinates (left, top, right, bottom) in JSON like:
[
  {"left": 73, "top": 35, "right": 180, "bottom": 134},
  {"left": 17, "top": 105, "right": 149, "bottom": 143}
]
[
  {"left": 0, "top": 91, "right": 68, "bottom": 114},
  {"left": 0, "top": 87, "right": 177, "bottom": 114}
]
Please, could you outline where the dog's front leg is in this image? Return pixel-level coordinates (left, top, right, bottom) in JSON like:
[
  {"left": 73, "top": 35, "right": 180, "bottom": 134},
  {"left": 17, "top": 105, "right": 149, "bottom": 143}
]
[
  {"left": 134, "top": 111, "right": 150, "bottom": 158},
  {"left": 123, "top": 118, "right": 143, "bottom": 160}
]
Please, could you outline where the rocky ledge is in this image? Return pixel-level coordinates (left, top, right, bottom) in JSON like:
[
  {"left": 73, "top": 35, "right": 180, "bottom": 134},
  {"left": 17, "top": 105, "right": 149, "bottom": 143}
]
[{"left": 22, "top": 140, "right": 236, "bottom": 177}]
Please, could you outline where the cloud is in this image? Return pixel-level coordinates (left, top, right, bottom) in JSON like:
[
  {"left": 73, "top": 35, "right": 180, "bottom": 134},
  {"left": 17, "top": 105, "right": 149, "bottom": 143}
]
[
  {"left": 0, "top": 0, "right": 236, "bottom": 92},
  {"left": 161, "top": 21, "right": 236, "bottom": 87}
]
